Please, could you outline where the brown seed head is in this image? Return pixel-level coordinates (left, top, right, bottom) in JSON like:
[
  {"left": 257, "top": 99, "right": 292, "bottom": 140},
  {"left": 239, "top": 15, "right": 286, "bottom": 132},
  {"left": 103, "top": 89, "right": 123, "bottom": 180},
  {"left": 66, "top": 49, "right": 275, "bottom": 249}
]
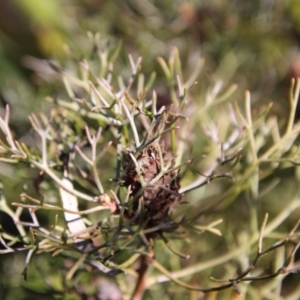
[{"left": 122, "top": 143, "right": 182, "bottom": 226}]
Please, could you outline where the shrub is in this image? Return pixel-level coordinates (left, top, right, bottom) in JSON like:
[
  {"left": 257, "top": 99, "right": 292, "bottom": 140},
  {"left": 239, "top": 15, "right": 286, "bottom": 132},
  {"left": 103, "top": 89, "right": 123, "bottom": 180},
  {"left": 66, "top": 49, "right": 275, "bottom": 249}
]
[{"left": 1, "top": 36, "right": 300, "bottom": 300}]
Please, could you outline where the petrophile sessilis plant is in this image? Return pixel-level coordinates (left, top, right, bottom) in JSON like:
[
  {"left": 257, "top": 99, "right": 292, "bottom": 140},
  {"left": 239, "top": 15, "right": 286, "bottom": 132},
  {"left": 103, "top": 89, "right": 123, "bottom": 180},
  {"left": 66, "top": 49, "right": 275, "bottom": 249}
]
[{"left": 1, "top": 34, "right": 300, "bottom": 299}]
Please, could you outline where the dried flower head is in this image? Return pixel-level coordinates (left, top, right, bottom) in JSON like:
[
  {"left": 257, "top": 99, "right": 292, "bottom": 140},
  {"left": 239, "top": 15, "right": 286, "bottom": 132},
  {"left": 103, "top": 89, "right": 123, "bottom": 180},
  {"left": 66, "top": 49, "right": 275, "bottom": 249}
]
[{"left": 122, "top": 142, "right": 182, "bottom": 226}]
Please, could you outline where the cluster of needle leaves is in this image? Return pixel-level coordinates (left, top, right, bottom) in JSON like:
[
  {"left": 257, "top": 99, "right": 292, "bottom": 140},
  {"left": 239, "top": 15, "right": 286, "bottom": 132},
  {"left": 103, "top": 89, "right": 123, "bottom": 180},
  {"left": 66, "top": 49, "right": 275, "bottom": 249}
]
[{"left": 0, "top": 36, "right": 300, "bottom": 299}]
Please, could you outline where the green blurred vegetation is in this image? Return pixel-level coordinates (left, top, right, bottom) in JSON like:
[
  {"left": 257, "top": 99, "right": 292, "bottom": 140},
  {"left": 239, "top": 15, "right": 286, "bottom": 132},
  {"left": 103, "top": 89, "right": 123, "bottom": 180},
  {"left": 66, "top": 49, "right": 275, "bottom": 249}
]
[{"left": 1, "top": 1, "right": 300, "bottom": 300}]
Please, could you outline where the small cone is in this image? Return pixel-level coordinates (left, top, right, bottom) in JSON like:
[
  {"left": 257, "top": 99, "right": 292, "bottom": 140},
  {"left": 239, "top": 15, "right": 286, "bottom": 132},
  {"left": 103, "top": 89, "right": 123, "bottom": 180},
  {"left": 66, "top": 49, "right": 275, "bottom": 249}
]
[{"left": 123, "top": 143, "right": 182, "bottom": 226}]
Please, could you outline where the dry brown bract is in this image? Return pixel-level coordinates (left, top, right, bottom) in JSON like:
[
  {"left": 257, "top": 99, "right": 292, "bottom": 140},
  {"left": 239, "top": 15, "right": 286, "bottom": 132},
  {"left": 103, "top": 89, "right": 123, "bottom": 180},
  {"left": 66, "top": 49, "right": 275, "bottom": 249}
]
[{"left": 122, "top": 142, "right": 182, "bottom": 226}]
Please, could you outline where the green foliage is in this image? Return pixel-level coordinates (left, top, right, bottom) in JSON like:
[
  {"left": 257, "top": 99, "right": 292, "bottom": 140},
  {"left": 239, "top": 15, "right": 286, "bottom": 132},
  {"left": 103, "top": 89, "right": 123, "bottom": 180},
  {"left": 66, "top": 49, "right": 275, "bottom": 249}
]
[
  {"left": 0, "top": 36, "right": 300, "bottom": 299},
  {"left": 1, "top": 1, "right": 300, "bottom": 300}
]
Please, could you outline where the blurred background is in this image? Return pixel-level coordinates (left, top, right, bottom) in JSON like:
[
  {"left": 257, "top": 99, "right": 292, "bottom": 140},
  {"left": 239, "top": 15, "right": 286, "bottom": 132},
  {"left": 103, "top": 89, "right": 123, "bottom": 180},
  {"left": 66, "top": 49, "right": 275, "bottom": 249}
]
[
  {"left": 1, "top": 0, "right": 300, "bottom": 299},
  {"left": 2, "top": 0, "right": 300, "bottom": 107}
]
